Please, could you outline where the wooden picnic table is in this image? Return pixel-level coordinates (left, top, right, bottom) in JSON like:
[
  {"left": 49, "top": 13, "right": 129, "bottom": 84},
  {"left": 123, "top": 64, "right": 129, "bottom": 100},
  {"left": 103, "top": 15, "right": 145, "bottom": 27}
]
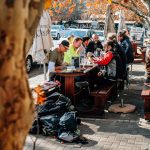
[{"left": 53, "top": 64, "right": 98, "bottom": 105}]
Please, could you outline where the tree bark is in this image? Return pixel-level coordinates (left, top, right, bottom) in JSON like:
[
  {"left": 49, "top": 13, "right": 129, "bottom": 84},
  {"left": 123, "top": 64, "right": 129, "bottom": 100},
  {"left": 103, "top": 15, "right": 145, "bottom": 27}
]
[{"left": 0, "top": 0, "right": 44, "bottom": 149}]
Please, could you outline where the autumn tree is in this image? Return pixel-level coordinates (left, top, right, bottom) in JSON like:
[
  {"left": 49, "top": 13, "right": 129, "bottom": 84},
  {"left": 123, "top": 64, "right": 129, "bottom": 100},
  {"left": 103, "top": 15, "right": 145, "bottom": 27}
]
[
  {"left": 0, "top": 0, "right": 47, "bottom": 149},
  {"left": 50, "top": 0, "right": 85, "bottom": 21},
  {"left": 50, "top": 0, "right": 149, "bottom": 26},
  {"left": 112, "top": 0, "right": 150, "bottom": 26}
]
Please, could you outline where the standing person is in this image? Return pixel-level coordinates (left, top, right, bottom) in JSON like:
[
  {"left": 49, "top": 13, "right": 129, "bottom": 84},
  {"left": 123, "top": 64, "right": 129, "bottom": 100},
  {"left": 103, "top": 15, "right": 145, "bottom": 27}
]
[
  {"left": 47, "top": 40, "right": 69, "bottom": 80},
  {"left": 117, "top": 31, "right": 134, "bottom": 65},
  {"left": 86, "top": 34, "right": 103, "bottom": 55},
  {"left": 64, "top": 37, "right": 83, "bottom": 65}
]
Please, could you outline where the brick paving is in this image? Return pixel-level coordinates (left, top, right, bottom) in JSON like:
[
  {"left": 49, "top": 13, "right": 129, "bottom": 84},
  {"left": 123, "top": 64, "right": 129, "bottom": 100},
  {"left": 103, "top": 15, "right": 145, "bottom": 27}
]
[{"left": 24, "top": 63, "right": 150, "bottom": 150}]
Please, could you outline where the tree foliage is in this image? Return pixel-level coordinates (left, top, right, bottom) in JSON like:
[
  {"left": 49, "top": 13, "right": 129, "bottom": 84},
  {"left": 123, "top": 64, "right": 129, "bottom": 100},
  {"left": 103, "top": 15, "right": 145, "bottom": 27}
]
[
  {"left": 48, "top": 0, "right": 150, "bottom": 26},
  {"left": 49, "top": 0, "right": 85, "bottom": 21},
  {"left": 112, "top": 0, "right": 150, "bottom": 25}
]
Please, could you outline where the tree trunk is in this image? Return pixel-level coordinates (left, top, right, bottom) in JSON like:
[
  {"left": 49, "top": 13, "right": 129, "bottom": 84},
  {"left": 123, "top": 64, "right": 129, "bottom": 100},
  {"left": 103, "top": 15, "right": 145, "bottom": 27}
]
[{"left": 0, "top": 0, "right": 44, "bottom": 149}]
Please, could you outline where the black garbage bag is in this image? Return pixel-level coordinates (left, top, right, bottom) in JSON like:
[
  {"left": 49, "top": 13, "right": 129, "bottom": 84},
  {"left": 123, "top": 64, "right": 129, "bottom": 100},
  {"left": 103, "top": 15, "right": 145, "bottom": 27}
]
[{"left": 38, "top": 92, "right": 71, "bottom": 117}]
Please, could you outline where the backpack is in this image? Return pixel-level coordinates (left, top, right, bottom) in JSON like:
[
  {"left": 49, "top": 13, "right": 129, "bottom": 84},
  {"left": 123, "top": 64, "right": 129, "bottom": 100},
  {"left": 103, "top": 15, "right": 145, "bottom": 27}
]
[
  {"left": 40, "top": 115, "right": 60, "bottom": 136},
  {"left": 59, "top": 112, "right": 77, "bottom": 132},
  {"left": 105, "top": 50, "right": 124, "bottom": 80}
]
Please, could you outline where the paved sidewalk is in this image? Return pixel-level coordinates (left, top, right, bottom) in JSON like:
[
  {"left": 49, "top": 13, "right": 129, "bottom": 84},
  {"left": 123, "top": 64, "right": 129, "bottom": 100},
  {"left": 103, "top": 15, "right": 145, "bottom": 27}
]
[{"left": 24, "top": 63, "right": 150, "bottom": 150}]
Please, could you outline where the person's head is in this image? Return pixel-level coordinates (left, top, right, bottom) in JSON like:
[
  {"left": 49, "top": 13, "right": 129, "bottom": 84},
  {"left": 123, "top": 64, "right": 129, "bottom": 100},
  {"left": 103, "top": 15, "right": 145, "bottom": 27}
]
[
  {"left": 73, "top": 37, "right": 83, "bottom": 49},
  {"left": 59, "top": 40, "right": 69, "bottom": 52},
  {"left": 103, "top": 40, "right": 114, "bottom": 52},
  {"left": 82, "top": 36, "right": 90, "bottom": 47},
  {"left": 117, "top": 31, "right": 126, "bottom": 42},
  {"left": 67, "top": 35, "right": 74, "bottom": 44},
  {"left": 107, "top": 33, "right": 117, "bottom": 42},
  {"left": 92, "top": 34, "right": 99, "bottom": 42}
]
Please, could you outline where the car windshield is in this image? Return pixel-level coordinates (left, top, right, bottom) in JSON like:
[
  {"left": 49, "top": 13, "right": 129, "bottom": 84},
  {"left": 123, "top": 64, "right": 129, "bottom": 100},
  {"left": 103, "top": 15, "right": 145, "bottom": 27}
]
[
  {"left": 51, "top": 25, "right": 60, "bottom": 30},
  {"left": 63, "top": 30, "right": 87, "bottom": 38},
  {"left": 95, "top": 31, "right": 104, "bottom": 36}
]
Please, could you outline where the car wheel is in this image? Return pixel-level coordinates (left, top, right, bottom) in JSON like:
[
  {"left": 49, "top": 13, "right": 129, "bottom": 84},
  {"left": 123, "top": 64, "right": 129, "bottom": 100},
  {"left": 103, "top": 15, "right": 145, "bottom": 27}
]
[
  {"left": 26, "top": 56, "right": 33, "bottom": 73},
  {"left": 56, "top": 33, "right": 60, "bottom": 40}
]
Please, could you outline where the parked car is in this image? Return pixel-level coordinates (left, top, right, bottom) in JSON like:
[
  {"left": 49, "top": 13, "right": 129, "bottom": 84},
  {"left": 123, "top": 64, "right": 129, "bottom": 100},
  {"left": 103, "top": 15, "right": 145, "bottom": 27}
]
[
  {"left": 51, "top": 25, "right": 65, "bottom": 40},
  {"left": 94, "top": 30, "right": 105, "bottom": 42},
  {"left": 146, "top": 28, "right": 150, "bottom": 39},
  {"left": 25, "top": 46, "right": 35, "bottom": 73},
  {"left": 61, "top": 29, "right": 95, "bottom": 40},
  {"left": 67, "top": 25, "right": 78, "bottom": 29}
]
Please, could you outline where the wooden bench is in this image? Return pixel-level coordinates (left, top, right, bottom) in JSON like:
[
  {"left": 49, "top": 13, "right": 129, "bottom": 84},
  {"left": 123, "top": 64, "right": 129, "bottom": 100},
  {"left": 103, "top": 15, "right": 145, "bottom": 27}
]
[
  {"left": 90, "top": 83, "right": 116, "bottom": 114},
  {"left": 141, "top": 80, "right": 150, "bottom": 120}
]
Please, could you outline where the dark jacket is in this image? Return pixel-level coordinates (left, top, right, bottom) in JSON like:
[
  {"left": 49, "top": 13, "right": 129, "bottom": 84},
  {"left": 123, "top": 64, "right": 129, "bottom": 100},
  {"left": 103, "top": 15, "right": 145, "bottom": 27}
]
[
  {"left": 114, "top": 42, "right": 127, "bottom": 76},
  {"left": 94, "top": 49, "right": 124, "bottom": 80},
  {"left": 86, "top": 40, "right": 103, "bottom": 54},
  {"left": 120, "top": 37, "right": 134, "bottom": 64}
]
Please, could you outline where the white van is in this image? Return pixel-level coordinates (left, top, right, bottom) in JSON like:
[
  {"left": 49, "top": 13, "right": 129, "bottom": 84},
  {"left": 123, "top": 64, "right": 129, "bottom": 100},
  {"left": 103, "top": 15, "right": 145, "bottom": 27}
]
[{"left": 25, "top": 46, "right": 36, "bottom": 73}]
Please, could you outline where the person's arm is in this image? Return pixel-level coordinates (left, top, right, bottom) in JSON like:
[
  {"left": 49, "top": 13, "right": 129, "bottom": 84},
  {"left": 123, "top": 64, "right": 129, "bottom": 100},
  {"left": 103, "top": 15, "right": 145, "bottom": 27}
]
[
  {"left": 55, "top": 65, "right": 64, "bottom": 70},
  {"left": 93, "top": 51, "right": 113, "bottom": 65}
]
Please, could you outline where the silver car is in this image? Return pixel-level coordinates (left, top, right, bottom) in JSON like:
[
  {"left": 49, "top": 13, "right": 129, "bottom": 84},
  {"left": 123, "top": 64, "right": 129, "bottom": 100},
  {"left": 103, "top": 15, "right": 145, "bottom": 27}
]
[{"left": 61, "top": 29, "right": 95, "bottom": 39}]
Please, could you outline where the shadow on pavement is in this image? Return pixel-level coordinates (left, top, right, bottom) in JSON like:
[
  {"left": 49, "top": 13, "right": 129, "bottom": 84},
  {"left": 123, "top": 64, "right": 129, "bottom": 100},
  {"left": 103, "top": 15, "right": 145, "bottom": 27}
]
[{"left": 28, "top": 64, "right": 47, "bottom": 78}]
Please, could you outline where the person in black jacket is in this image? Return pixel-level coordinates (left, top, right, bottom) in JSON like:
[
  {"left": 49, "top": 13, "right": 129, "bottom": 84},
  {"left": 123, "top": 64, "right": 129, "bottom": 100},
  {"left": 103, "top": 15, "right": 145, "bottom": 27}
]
[
  {"left": 117, "top": 31, "right": 134, "bottom": 64},
  {"left": 86, "top": 34, "right": 103, "bottom": 55}
]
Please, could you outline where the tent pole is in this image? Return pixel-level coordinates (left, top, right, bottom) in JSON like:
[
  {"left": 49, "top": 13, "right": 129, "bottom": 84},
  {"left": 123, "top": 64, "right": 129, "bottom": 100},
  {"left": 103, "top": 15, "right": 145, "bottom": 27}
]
[{"left": 43, "top": 63, "right": 47, "bottom": 81}]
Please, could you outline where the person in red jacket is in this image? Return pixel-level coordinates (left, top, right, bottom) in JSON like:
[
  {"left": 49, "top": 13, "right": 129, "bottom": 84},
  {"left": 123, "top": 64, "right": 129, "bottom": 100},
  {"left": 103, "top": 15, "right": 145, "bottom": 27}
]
[
  {"left": 92, "top": 40, "right": 123, "bottom": 81},
  {"left": 93, "top": 40, "right": 116, "bottom": 77}
]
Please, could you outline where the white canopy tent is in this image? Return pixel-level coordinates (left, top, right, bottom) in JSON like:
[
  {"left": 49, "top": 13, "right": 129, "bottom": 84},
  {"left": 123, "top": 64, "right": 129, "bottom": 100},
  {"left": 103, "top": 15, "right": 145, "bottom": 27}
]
[
  {"left": 118, "top": 10, "right": 127, "bottom": 33},
  {"left": 104, "top": 4, "right": 115, "bottom": 37},
  {"left": 32, "top": 10, "right": 54, "bottom": 80}
]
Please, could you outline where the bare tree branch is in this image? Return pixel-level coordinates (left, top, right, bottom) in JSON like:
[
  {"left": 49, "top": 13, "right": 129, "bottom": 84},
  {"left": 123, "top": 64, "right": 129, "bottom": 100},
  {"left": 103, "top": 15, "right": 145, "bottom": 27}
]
[
  {"left": 130, "top": 0, "right": 144, "bottom": 14},
  {"left": 140, "top": 0, "right": 150, "bottom": 16},
  {"left": 112, "top": 0, "right": 150, "bottom": 24}
]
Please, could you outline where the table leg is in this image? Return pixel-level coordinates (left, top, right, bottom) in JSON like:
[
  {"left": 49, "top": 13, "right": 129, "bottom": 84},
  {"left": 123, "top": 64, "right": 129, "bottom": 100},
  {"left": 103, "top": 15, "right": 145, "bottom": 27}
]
[
  {"left": 64, "top": 76, "right": 75, "bottom": 105},
  {"left": 144, "top": 98, "right": 150, "bottom": 120}
]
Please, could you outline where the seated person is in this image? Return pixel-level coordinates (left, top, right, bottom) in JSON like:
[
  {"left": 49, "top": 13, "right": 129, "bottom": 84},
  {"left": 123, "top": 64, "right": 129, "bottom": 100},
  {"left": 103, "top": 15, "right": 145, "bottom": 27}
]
[
  {"left": 47, "top": 40, "right": 69, "bottom": 80},
  {"left": 77, "top": 36, "right": 90, "bottom": 59},
  {"left": 86, "top": 34, "right": 103, "bottom": 56},
  {"left": 107, "top": 33, "right": 127, "bottom": 79},
  {"left": 67, "top": 35, "right": 75, "bottom": 44},
  {"left": 145, "top": 47, "right": 150, "bottom": 79},
  {"left": 92, "top": 40, "right": 123, "bottom": 82},
  {"left": 76, "top": 36, "right": 91, "bottom": 58},
  {"left": 64, "top": 37, "right": 83, "bottom": 65}
]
